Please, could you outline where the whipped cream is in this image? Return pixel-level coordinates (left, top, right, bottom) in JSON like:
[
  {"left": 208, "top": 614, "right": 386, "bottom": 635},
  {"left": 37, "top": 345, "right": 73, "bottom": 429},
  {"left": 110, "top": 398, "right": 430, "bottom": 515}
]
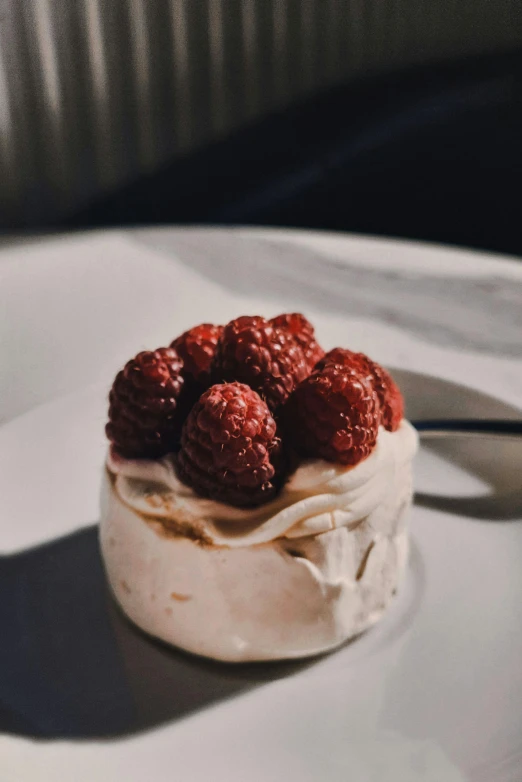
[
  {"left": 107, "top": 421, "right": 418, "bottom": 546},
  {"left": 100, "top": 422, "right": 417, "bottom": 662}
]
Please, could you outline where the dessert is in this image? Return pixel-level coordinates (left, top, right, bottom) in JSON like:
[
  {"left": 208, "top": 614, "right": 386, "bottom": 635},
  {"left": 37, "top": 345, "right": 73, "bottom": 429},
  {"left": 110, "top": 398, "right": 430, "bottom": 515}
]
[{"left": 100, "top": 314, "right": 417, "bottom": 662}]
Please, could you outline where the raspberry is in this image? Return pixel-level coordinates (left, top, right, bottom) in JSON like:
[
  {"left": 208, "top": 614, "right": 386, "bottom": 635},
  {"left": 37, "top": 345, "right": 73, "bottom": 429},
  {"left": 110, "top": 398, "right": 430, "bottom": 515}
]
[
  {"left": 287, "top": 364, "right": 380, "bottom": 466},
  {"left": 214, "top": 316, "right": 308, "bottom": 411},
  {"left": 171, "top": 323, "right": 223, "bottom": 385},
  {"left": 106, "top": 348, "right": 185, "bottom": 458},
  {"left": 318, "top": 348, "right": 404, "bottom": 432},
  {"left": 177, "top": 382, "right": 282, "bottom": 507},
  {"left": 270, "top": 312, "right": 324, "bottom": 370}
]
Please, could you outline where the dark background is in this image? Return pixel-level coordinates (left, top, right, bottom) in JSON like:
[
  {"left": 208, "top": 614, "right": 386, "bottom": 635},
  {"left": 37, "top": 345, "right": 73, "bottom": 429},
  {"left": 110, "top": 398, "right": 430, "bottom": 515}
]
[{"left": 67, "top": 48, "right": 522, "bottom": 257}]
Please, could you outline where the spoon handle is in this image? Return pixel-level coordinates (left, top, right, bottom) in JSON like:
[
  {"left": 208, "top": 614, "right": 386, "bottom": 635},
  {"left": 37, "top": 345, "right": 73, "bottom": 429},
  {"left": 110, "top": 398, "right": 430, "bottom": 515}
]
[{"left": 413, "top": 419, "right": 522, "bottom": 440}]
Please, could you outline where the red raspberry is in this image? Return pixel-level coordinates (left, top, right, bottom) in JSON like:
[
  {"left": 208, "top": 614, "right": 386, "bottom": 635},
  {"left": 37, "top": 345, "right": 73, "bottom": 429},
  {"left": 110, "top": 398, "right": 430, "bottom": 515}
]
[
  {"left": 287, "top": 364, "right": 380, "bottom": 466},
  {"left": 318, "top": 348, "right": 404, "bottom": 432},
  {"left": 171, "top": 323, "right": 223, "bottom": 385},
  {"left": 270, "top": 312, "right": 324, "bottom": 370},
  {"left": 177, "top": 383, "right": 282, "bottom": 507},
  {"left": 214, "top": 316, "right": 308, "bottom": 411},
  {"left": 106, "top": 348, "right": 185, "bottom": 458}
]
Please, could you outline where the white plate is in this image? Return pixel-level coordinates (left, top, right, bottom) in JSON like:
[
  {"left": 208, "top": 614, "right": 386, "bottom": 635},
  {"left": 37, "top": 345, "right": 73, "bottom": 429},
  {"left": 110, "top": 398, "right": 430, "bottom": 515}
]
[{"left": 1, "top": 229, "right": 521, "bottom": 782}]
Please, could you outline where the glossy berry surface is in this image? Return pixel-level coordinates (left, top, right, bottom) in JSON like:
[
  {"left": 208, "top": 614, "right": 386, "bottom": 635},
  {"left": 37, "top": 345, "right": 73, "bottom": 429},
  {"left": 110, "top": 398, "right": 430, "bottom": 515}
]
[
  {"left": 106, "top": 348, "right": 184, "bottom": 458},
  {"left": 177, "top": 382, "right": 281, "bottom": 507}
]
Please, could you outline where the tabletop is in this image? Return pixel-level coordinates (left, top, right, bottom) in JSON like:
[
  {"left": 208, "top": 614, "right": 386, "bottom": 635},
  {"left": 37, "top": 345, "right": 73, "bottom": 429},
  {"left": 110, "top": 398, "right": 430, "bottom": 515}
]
[
  {"left": 1, "top": 227, "right": 521, "bottom": 782},
  {"left": 1, "top": 226, "right": 521, "bottom": 426}
]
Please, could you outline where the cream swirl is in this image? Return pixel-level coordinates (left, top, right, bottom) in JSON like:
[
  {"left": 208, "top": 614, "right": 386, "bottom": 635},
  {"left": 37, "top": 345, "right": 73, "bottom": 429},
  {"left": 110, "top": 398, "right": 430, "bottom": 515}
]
[{"left": 107, "top": 420, "right": 418, "bottom": 547}]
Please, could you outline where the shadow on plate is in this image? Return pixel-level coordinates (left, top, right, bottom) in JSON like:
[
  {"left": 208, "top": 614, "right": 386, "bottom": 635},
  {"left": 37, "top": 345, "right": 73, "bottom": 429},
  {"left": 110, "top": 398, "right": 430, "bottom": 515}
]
[
  {"left": 394, "top": 369, "right": 522, "bottom": 520},
  {"left": 2, "top": 370, "right": 519, "bottom": 739},
  {"left": 0, "top": 526, "right": 312, "bottom": 740}
]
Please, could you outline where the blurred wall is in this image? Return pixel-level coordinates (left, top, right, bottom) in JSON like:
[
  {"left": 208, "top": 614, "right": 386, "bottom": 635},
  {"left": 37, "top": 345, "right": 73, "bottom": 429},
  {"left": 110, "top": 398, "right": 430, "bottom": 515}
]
[{"left": 0, "top": 0, "right": 520, "bottom": 228}]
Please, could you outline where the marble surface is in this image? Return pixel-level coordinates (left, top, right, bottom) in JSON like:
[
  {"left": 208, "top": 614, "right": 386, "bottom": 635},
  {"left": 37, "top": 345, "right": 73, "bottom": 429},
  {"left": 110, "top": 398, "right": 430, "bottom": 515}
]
[
  {"left": 1, "top": 227, "right": 521, "bottom": 426},
  {"left": 134, "top": 227, "right": 522, "bottom": 357}
]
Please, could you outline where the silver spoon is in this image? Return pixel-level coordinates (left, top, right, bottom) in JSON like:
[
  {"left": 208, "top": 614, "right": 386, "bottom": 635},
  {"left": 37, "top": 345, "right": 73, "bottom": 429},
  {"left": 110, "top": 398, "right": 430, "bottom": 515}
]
[{"left": 413, "top": 419, "right": 522, "bottom": 441}]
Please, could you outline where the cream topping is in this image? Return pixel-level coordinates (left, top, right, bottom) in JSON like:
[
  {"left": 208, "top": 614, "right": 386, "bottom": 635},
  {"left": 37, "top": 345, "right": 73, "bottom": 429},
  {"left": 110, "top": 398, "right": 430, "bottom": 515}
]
[{"left": 107, "top": 421, "right": 418, "bottom": 547}]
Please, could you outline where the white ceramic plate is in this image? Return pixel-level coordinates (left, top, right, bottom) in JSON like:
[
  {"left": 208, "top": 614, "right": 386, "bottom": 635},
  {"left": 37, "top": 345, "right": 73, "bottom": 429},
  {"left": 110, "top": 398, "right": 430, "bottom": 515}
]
[{"left": 1, "top": 229, "right": 521, "bottom": 782}]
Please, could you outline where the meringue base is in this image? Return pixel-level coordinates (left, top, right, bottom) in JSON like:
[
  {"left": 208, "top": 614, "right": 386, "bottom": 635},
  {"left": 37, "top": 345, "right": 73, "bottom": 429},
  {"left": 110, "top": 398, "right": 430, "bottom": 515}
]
[{"left": 99, "top": 463, "right": 413, "bottom": 662}]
